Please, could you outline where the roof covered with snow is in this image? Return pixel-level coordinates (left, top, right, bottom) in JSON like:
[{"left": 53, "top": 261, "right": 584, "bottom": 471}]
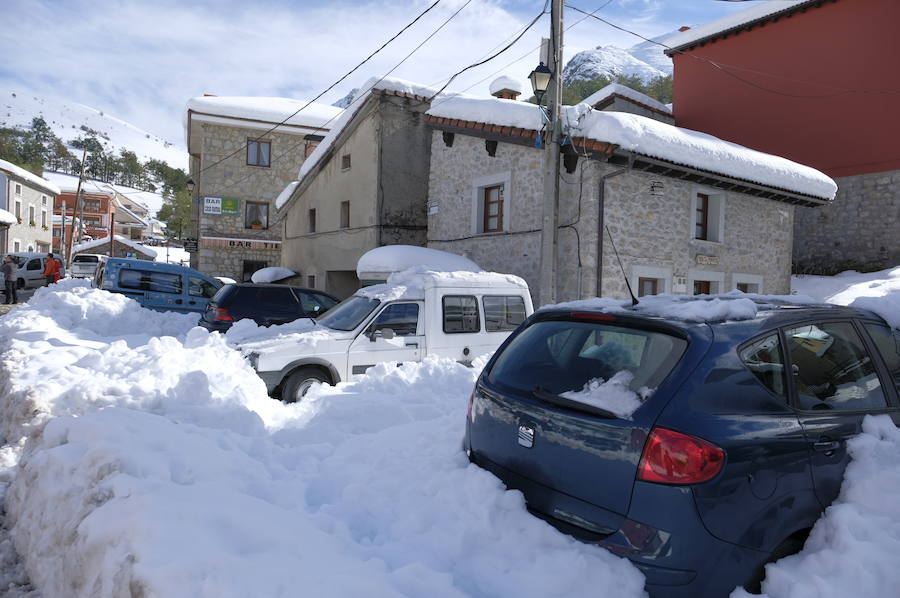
[
  {"left": 0, "top": 208, "right": 16, "bottom": 226},
  {"left": 664, "top": 0, "right": 816, "bottom": 53},
  {"left": 186, "top": 96, "right": 343, "bottom": 132},
  {"left": 426, "top": 96, "right": 836, "bottom": 200},
  {"left": 489, "top": 76, "right": 524, "bottom": 96},
  {"left": 356, "top": 267, "right": 528, "bottom": 302},
  {"left": 43, "top": 171, "right": 163, "bottom": 216},
  {"left": 357, "top": 245, "right": 480, "bottom": 278},
  {"left": 0, "top": 159, "right": 60, "bottom": 195},
  {"left": 73, "top": 235, "right": 156, "bottom": 258},
  {"left": 581, "top": 83, "right": 671, "bottom": 115}
]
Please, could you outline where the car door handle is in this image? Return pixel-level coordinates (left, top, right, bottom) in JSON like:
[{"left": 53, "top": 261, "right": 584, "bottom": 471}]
[
  {"left": 405, "top": 342, "right": 419, "bottom": 348},
  {"left": 812, "top": 439, "right": 840, "bottom": 454}
]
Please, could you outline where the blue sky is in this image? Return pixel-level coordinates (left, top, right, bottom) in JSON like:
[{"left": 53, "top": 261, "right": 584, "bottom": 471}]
[{"left": 1, "top": 0, "right": 767, "bottom": 147}]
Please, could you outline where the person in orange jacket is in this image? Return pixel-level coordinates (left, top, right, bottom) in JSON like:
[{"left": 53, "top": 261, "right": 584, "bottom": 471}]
[{"left": 42, "top": 253, "right": 61, "bottom": 286}]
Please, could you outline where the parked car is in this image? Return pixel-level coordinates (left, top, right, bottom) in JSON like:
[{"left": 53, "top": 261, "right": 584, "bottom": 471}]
[
  {"left": 465, "top": 300, "right": 900, "bottom": 597},
  {"left": 199, "top": 283, "right": 339, "bottom": 333},
  {"left": 95, "top": 258, "right": 222, "bottom": 314},
  {"left": 70, "top": 253, "right": 107, "bottom": 278},
  {"left": 11, "top": 252, "right": 66, "bottom": 288},
  {"left": 247, "top": 271, "right": 533, "bottom": 402}
]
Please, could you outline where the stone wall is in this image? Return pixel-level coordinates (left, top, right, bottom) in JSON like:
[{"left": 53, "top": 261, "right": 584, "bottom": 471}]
[{"left": 793, "top": 169, "right": 899, "bottom": 274}]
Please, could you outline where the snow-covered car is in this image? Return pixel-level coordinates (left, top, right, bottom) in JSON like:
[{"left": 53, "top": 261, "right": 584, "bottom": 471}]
[
  {"left": 247, "top": 269, "right": 533, "bottom": 402},
  {"left": 70, "top": 253, "right": 106, "bottom": 278}
]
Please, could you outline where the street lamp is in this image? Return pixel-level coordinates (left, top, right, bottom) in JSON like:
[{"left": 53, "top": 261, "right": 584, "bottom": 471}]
[
  {"left": 529, "top": 62, "right": 552, "bottom": 105},
  {"left": 186, "top": 178, "right": 195, "bottom": 194}
]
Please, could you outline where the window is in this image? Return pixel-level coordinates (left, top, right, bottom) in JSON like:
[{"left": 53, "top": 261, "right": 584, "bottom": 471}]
[
  {"left": 341, "top": 154, "right": 351, "bottom": 170},
  {"left": 693, "top": 280, "right": 711, "bottom": 295},
  {"left": 14, "top": 201, "right": 21, "bottom": 219},
  {"left": 119, "top": 269, "right": 182, "bottom": 294},
  {"left": 689, "top": 269, "right": 723, "bottom": 296},
  {"left": 370, "top": 303, "right": 420, "bottom": 336},
  {"left": 307, "top": 275, "right": 316, "bottom": 288},
  {"left": 53, "top": 228, "right": 60, "bottom": 238},
  {"left": 241, "top": 260, "right": 267, "bottom": 283},
  {"left": 340, "top": 201, "right": 350, "bottom": 229},
  {"left": 189, "top": 277, "right": 219, "bottom": 298},
  {"left": 26, "top": 258, "right": 41, "bottom": 271},
  {"left": 41, "top": 195, "right": 47, "bottom": 206},
  {"left": 864, "top": 323, "right": 900, "bottom": 395},
  {"left": 83, "top": 199, "right": 101, "bottom": 212},
  {"left": 733, "top": 274, "right": 763, "bottom": 294},
  {"left": 247, "top": 139, "right": 271, "bottom": 167},
  {"left": 13, "top": 241, "right": 20, "bottom": 251},
  {"left": 245, "top": 202, "right": 268, "bottom": 229},
  {"left": 638, "top": 278, "right": 659, "bottom": 297},
  {"left": 692, "top": 191, "right": 724, "bottom": 242},
  {"left": 308, "top": 209, "right": 316, "bottom": 233},
  {"left": 41, "top": 210, "right": 47, "bottom": 228},
  {"left": 296, "top": 290, "right": 338, "bottom": 316},
  {"left": 785, "top": 322, "right": 887, "bottom": 411},
  {"left": 28, "top": 206, "right": 35, "bottom": 225},
  {"left": 14, "top": 184, "right": 21, "bottom": 195},
  {"left": 740, "top": 334, "right": 787, "bottom": 398},
  {"left": 483, "top": 296, "right": 526, "bottom": 332},
  {"left": 482, "top": 184, "right": 504, "bottom": 233},
  {"left": 443, "top": 295, "right": 480, "bottom": 333}
]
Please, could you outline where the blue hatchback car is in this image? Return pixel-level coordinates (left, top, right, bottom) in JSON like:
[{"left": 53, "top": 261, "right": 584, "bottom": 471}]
[
  {"left": 95, "top": 258, "right": 222, "bottom": 314},
  {"left": 465, "top": 300, "right": 900, "bottom": 596}
]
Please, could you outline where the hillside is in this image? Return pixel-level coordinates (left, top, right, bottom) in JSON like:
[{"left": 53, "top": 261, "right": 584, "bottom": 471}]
[
  {"left": 563, "top": 34, "right": 674, "bottom": 86},
  {"left": 0, "top": 89, "right": 188, "bottom": 170}
]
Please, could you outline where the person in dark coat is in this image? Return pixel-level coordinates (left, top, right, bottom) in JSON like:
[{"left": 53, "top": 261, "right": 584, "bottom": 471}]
[{"left": 1, "top": 255, "right": 17, "bottom": 304}]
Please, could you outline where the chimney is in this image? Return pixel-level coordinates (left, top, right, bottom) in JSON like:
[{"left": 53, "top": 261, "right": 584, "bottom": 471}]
[{"left": 678, "top": 26, "right": 691, "bottom": 32}]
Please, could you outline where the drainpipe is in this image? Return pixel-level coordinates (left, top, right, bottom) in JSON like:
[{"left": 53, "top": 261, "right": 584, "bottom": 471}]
[{"left": 595, "top": 156, "right": 632, "bottom": 298}]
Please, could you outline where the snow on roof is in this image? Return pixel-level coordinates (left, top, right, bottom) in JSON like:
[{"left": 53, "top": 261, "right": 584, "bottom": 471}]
[
  {"left": 73, "top": 235, "right": 157, "bottom": 257},
  {"left": 426, "top": 97, "right": 836, "bottom": 200},
  {"left": 0, "top": 208, "right": 16, "bottom": 226},
  {"left": 664, "top": 0, "right": 813, "bottom": 52},
  {"left": 274, "top": 181, "right": 299, "bottom": 210},
  {"left": 489, "top": 76, "right": 524, "bottom": 96},
  {"left": 42, "top": 171, "right": 163, "bottom": 216},
  {"left": 277, "top": 77, "right": 441, "bottom": 210},
  {"left": 581, "top": 82, "right": 671, "bottom": 115},
  {"left": 356, "top": 266, "right": 528, "bottom": 302},
  {"left": 356, "top": 245, "right": 480, "bottom": 278},
  {"left": 186, "top": 96, "right": 343, "bottom": 131},
  {"left": 0, "top": 159, "right": 60, "bottom": 195},
  {"left": 250, "top": 267, "right": 296, "bottom": 284}
]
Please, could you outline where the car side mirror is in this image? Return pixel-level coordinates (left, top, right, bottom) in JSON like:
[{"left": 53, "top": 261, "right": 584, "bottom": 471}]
[{"left": 369, "top": 327, "right": 395, "bottom": 341}]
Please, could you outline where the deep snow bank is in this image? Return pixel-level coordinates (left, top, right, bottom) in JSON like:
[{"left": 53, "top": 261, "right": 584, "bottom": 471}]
[
  {"left": 792, "top": 266, "right": 900, "bottom": 328},
  {"left": 0, "top": 285, "right": 645, "bottom": 598}
]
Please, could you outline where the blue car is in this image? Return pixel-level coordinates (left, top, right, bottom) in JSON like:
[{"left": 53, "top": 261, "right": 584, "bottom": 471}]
[
  {"left": 465, "top": 300, "right": 900, "bottom": 597},
  {"left": 95, "top": 258, "right": 222, "bottom": 314}
]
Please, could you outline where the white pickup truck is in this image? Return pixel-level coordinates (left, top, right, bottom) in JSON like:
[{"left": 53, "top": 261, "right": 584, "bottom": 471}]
[{"left": 247, "top": 269, "right": 533, "bottom": 402}]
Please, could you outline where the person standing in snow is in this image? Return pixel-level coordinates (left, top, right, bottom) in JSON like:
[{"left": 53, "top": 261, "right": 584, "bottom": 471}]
[
  {"left": 1, "top": 255, "right": 17, "bottom": 304},
  {"left": 41, "top": 253, "right": 61, "bottom": 286}
]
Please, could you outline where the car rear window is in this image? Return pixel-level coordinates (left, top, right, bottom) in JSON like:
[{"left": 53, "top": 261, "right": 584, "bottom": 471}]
[
  {"left": 73, "top": 255, "right": 99, "bottom": 263},
  {"left": 486, "top": 319, "right": 687, "bottom": 398}
]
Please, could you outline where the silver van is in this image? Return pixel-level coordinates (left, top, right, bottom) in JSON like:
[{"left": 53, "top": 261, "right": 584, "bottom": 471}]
[{"left": 11, "top": 252, "right": 66, "bottom": 288}]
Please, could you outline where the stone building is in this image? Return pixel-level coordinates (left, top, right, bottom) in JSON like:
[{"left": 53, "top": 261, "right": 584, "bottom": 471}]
[
  {"left": 0, "top": 159, "right": 58, "bottom": 254},
  {"left": 581, "top": 83, "right": 674, "bottom": 125},
  {"left": 186, "top": 95, "right": 343, "bottom": 281},
  {"left": 275, "top": 79, "right": 435, "bottom": 298},
  {"left": 425, "top": 95, "right": 836, "bottom": 305}
]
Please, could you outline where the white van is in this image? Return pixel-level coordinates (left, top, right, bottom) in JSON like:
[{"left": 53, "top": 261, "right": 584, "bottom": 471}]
[
  {"left": 70, "top": 253, "right": 107, "bottom": 278},
  {"left": 246, "top": 269, "right": 533, "bottom": 402},
  {"left": 11, "top": 252, "right": 66, "bottom": 288}
]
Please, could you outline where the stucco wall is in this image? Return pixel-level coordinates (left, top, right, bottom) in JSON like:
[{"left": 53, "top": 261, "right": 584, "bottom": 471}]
[
  {"left": 792, "top": 169, "right": 900, "bottom": 274},
  {"left": 4, "top": 178, "right": 53, "bottom": 253}
]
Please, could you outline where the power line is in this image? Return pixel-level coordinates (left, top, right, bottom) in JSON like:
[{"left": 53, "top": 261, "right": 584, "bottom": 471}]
[{"left": 193, "top": 0, "right": 444, "bottom": 178}]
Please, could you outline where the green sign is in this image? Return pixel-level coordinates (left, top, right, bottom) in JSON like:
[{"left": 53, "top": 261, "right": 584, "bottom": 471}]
[{"left": 221, "top": 199, "right": 239, "bottom": 215}]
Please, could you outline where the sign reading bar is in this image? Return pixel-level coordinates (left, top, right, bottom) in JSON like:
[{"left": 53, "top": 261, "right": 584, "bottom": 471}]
[
  {"left": 200, "top": 236, "right": 281, "bottom": 251},
  {"left": 696, "top": 254, "right": 720, "bottom": 266},
  {"left": 203, "top": 197, "right": 240, "bottom": 215}
]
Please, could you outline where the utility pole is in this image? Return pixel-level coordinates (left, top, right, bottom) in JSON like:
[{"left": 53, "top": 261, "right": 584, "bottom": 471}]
[
  {"left": 65, "top": 148, "right": 87, "bottom": 267},
  {"left": 538, "top": 0, "right": 564, "bottom": 305}
]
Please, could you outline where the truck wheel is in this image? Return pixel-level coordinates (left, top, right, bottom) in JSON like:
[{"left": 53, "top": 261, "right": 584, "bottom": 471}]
[
  {"left": 282, "top": 367, "right": 331, "bottom": 403},
  {"left": 17, "top": 278, "right": 25, "bottom": 290}
]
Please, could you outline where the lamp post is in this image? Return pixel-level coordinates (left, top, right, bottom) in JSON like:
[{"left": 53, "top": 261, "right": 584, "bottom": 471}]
[{"left": 529, "top": 63, "right": 552, "bottom": 105}]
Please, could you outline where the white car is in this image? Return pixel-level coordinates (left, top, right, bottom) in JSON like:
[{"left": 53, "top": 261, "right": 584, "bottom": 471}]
[
  {"left": 70, "top": 254, "right": 107, "bottom": 279},
  {"left": 247, "top": 270, "right": 534, "bottom": 402}
]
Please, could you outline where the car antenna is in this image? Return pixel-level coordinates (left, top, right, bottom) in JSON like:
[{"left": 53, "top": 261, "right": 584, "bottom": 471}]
[{"left": 605, "top": 225, "right": 639, "bottom": 306}]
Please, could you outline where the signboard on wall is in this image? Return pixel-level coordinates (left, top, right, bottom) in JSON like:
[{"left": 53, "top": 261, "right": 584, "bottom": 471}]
[
  {"left": 221, "top": 199, "right": 239, "bottom": 215},
  {"left": 203, "top": 197, "right": 239, "bottom": 215}
]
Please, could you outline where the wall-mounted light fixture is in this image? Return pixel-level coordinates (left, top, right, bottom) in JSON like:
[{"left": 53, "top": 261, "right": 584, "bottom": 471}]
[
  {"left": 442, "top": 132, "right": 455, "bottom": 147},
  {"left": 485, "top": 139, "right": 498, "bottom": 157}
]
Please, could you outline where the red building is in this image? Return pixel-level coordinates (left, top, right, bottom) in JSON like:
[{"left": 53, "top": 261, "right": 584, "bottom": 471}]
[
  {"left": 53, "top": 189, "right": 115, "bottom": 251},
  {"left": 666, "top": 0, "right": 899, "bottom": 272}
]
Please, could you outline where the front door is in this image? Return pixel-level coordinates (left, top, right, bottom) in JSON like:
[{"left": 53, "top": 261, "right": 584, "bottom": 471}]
[
  {"left": 785, "top": 320, "right": 897, "bottom": 507},
  {"left": 347, "top": 301, "right": 423, "bottom": 378}
]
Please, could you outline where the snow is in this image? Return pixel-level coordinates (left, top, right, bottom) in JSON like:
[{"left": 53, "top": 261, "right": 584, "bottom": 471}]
[
  {"left": 792, "top": 266, "right": 900, "bottom": 329},
  {"left": 151, "top": 244, "right": 191, "bottom": 266},
  {"left": 0, "top": 158, "right": 60, "bottom": 196},
  {"left": 357, "top": 245, "right": 480, "bottom": 278},
  {"left": 73, "top": 235, "right": 157, "bottom": 258},
  {"left": 356, "top": 267, "right": 528, "bottom": 303},
  {"left": 0, "top": 281, "right": 646, "bottom": 598},
  {"left": 563, "top": 46, "right": 668, "bottom": 86},
  {"left": 1, "top": 89, "right": 188, "bottom": 170},
  {"left": 42, "top": 171, "right": 164, "bottom": 216},
  {"left": 581, "top": 82, "right": 671, "bottom": 114},
  {"left": 250, "top": 266, "right": 296, "bottom": 284},
  {"left": 488, "top": 76, "right": 524, "bottom": 96},
  {"left": 427, "top": 97, "right": 837, "bottom": 200},
  {"left": 560, "top": 371, "right": 648, "bottom": 419},
  {"left": 186, "top": 96, "right": 343, "bottom": 137},
  {"left": 665, "top": 1, "right": 810, "bottom": 51},
  {"left": 0, "top": 208, "right": 16, "bottom": 226},
  {"left": 273, "top": 180, "right": 299, "bottom": 211}
]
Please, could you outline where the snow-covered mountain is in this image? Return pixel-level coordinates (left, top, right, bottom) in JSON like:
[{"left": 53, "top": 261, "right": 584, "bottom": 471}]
[
  {"left": 0, "top": 90, "right": 188, "bottom": 170},
  {"left": 563, "top": 34, "right": 674, "bottom": 86},
  {"left": 332, "top": 88, "right": 359, "bottom": 109}
]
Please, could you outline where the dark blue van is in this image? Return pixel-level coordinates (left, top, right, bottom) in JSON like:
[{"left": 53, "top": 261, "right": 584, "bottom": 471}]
[
  {"left": 465, "top": 300, "right": 900, "bottom": 597},
  {"left": 94, "top": 258, "right": 222, "bottom": 314}
]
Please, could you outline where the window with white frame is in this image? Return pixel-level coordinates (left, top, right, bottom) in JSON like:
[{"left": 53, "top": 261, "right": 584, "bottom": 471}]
[
  {"left": 630, "top": 265, "right": 672, "bottom": 297},
  {"left": 14, "top": 184, "right": 21, "bottom": 195},
  {"left": 14, "top": 201, "right": 21, "bottom": 219},
  {"left": 28, "top": 206, "right": 35, "bottom": 225},
  {"left": 41, "top": 210, "right": 47, "bottom": 228},
  {"left": 41, "top": 195, "right": 47, "bottom": 206},
  {"left": 688, "top": 269, "right": 724, "bottom": 295},
  {"left": 732, "top": 273, "right": 763, "bottom": 294},
  {"left": 691, "top": 190, "right": 725, "bottom": 242},
  {"left": 472, "top": 172, "right": 511, "bottom": 234}
]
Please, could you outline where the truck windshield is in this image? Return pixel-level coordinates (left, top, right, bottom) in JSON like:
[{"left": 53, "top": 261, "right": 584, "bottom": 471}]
[{"left": 317, "top": 295, "right": 380, "bottom": 331}]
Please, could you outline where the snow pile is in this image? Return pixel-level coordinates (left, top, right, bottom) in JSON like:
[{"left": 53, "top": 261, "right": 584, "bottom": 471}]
[
  {"left": 560, "top": 371, "right": 649, "bottom": 419},
  {"left": 0, "top": 283, "right": 645, "bottom": 598},
  {"left": 793, "top": 266, "right": 900, "bottom": 328},
  {"left": 357, "top": 245, "right": 480, "bottom": 278},
  {"left": 0, "top": 158, "right": 60, "bottom": 195},
  {"left": 732, "top": 415, "right": 900, "bottom": 598},
  {"left": 0, "top": 208, "right": 16, "bottom": 226},
  {"left": 488, "top": 75, "right": 524, "bottom": 96},
  {"left": 581, "top": 82, "right": 671, "bottom": 114},
  {"left": 549, "top": 292, "right": 766, "bottom": 323},
  {"left": 250, "top": 266, "right": 296, "bottom": 284},
  {"left": 665, "top": 0, "right": 810, "bottom": 51},
  {"left": 357, "top": 267, "right": 528, "bottom": 303}
]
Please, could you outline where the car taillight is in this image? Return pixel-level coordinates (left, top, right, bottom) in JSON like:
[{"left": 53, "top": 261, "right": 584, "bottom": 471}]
[
  {"left": 637, "top": 427, "right": 724, "bottom": 485},
  {"left": 213, "top": 307, "right": 234, "bottom": 322}
]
